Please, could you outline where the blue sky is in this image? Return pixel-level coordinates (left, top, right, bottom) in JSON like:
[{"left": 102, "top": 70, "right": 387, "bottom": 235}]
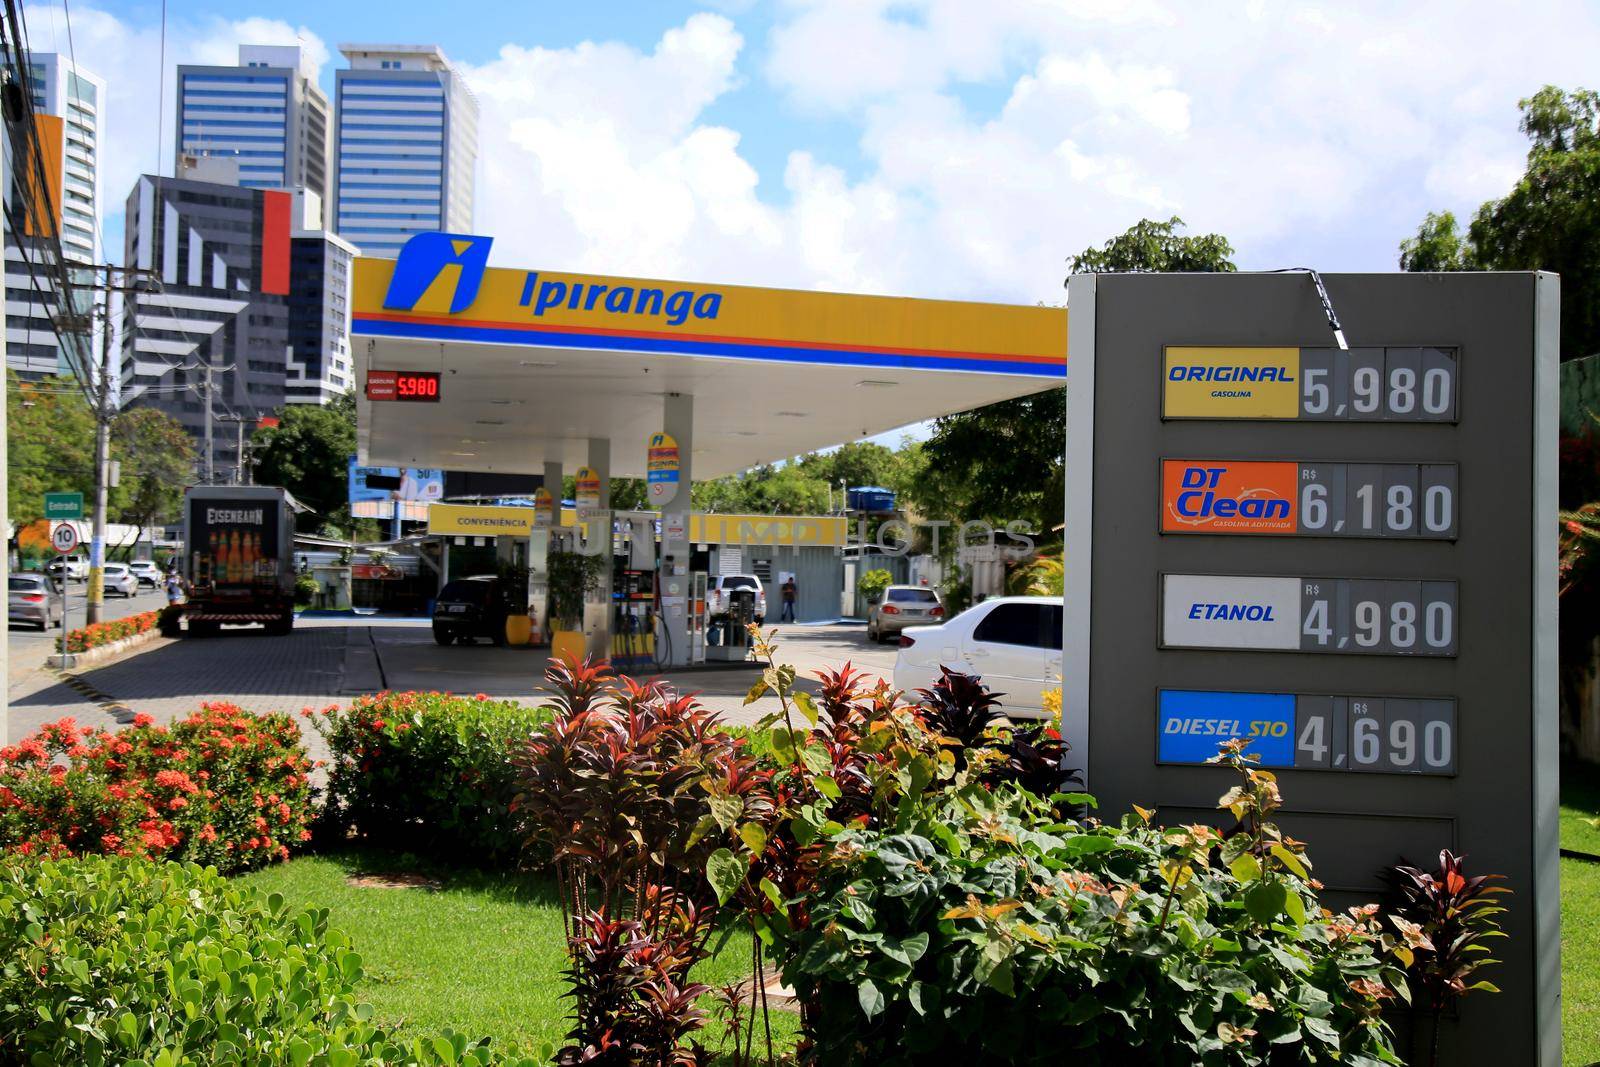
[{"left": 34, "top": 0, "right": 1600, "bottom": 309}]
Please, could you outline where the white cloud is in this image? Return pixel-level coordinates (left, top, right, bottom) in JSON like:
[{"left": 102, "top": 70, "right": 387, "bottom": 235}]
[
  {"left": 25, "top": 5, "right": 328, "bottom": 258},
  {"left": 36, "top": 1, "right": 1600, "bottom": 309}
]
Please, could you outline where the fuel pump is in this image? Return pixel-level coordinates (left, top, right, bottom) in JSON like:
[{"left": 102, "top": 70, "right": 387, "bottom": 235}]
[{"left": 611, "top": 513, "right": 657, "bottom": 672}]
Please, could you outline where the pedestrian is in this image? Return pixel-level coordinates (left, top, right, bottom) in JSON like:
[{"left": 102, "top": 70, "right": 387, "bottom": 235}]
[
  {"left": 164, "top": 569, "right": 186, "bottom": 606},
  {"left": 780, "top": 574, "right": 797, "bottom": 623}
]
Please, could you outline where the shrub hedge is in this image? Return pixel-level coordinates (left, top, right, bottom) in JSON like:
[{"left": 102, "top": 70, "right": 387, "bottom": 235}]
[
  {"left": 65, "top": 610, "right": 161, "bottom": 653},
  {"left": 311, "top": 692, "right": 549, "bottom": 864},
  {"left": 0, "top": 854, "right": 539, "bottom": 1065},
  {"left": 0, "top": 706, "right": 314, "bottom": 873}
]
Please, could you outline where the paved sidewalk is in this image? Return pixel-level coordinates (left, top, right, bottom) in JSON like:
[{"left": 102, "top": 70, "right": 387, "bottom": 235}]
[{"left": 3, "top": 617, "right": 899, "bottom": 745}]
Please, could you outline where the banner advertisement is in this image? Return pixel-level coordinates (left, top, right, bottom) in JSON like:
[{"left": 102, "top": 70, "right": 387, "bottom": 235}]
[
  {"left": 647, "top": 433, "right": 680, "bottom": 507},
  {"left": 533, "top": 488, "right": 556, "bottom": 529}
]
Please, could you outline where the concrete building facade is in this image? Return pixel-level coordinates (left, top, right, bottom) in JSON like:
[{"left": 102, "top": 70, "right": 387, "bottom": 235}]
[
  {"left": 4, "top": 52, "right": 105, "bottom": 380},
  {"left": 175, "top": 44, "right": 331, "bottom": 225},
  {"left": 120, "top": 174, "right": 292, "bottom": 480},
  {"left": 332, "top": 44, "right": 478, "bottom": 258}
]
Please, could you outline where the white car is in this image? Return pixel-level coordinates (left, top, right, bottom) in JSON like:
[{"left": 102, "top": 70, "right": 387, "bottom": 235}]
[
  {"left": 893, "top": 596, "right": 1063, "bottom": 719},
  {"left": 100, "top": 563, "right": 139, "bottom": 598},
  {"left": 128, "top": 560, "right": 163, "bottom": 588},
  {"left": 707, "top": 575, "right": 767, "bottom": 624},
  {"left": 46, "top": 555, "right": 88, "bottom": 581}
]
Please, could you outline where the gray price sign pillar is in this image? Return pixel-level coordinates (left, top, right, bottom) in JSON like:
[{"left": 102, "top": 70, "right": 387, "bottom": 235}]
[{"left": 1062, "top": 272, "right": 1559, "bottom": 1064}]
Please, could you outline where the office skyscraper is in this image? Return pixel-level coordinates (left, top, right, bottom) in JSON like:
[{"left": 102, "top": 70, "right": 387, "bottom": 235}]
[
  {"left": 175, "top": 44, "right": 331, "bottom": 223},
  {"left": 3, "top": 52, "right": 104, "bottom": 379},
  {"left": 333, "top": 44, "right": 478, "bottom": 258},
  {"left": 121, "top": 174, "right": 292, "bottom": 479}
]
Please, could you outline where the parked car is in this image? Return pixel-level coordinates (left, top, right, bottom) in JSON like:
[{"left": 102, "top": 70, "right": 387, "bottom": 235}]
[
  {"left": 866, "top": 584, "right": 944, "bottom": 642},
  {"left": 100, "top": 563, "right": 139, "bottom": 598},
  {"left": 127, "top": 560, "right": 162, "bottom": 588},
  {"left": 431, "top": 576, "right": 510, "bottom": 646},
  {"left": 892, "top": 596, "right": 1063, "bottom": 719},
  {"left": 46, "top": 555, "right": 87, "bottom": 581},
  {"left": 707, "top": 575, "right": 766, "bottom": 624},
  {"left": 9, "top": 574, "right": 63, "bottom": 630}
]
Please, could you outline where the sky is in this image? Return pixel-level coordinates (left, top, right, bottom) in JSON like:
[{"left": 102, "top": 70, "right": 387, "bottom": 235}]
[{"left": 22, "top": 0, "right": 1600, "bottom": 308}]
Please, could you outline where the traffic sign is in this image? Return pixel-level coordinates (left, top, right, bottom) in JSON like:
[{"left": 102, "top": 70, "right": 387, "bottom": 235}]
[
  {"left": 50, "top": 523, "right": 80, "bottom": 555},
  {"left": 44, "top": 492, "right": 82, "bottom": 520}
]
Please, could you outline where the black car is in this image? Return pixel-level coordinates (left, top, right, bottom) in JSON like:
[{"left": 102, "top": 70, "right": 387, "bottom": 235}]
[{"left": 432, "top": 576, "right": 510, "bottom": 645}]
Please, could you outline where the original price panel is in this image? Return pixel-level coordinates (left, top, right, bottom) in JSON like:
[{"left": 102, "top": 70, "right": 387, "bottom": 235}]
[
  {"left": 1157, "top": 689, "right": 1457, "bottom": 775},
  {"left": 1161, "top": 460, "right": 1457, "bottom": 538},
  {"left": 1161, "top": 574, "right": 1458, "bottom": 656},
  {"left": 1162, "top": 346, "right": 1458, "bottom": 422}
]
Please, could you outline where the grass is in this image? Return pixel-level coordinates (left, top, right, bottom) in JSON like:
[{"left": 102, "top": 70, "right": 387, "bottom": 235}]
[
  {"left": 240, "top": 849, "right": 799, "bottom": 1060},
  {"left": 1563, "top": 758, "right": 1600, "bottom": 1065}
]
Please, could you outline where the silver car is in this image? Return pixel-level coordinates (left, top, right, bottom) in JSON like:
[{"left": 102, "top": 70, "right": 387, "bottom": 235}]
[
  {"left": 9, "top": 574, "right": 63, "bottom": 630},
  {"left": 866, "top": 584, "right": 944, "bottom": 642},
  {"left": 101, "top": 563, "right": 139, "bottom": 598},
  {"left": 128, "top": 560, "right": 162, "bottom": 588}
]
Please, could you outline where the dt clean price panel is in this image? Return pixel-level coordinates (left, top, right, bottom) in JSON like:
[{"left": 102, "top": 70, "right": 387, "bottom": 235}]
[
  {"left": 1157, "top": 690, "right": 1456, "bottom": 775},
  {"left": 1160, "top": 459, "right": 1458, "bottom": 538}
]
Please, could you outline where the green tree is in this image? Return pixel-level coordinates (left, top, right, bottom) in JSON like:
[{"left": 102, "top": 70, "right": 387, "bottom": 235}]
[
  {"left": 909, "top": 217, "right": 1236, "bottom": 533},
  {"left": 111, "top": 408, "right": 196, "bottom": 557},
  {"left": 250, "top": 391, "right": 356, "bottom": 531},
  {"left": 1400, "top": 86, "right": 1600, "bottom": 361},
  {"left": 7, "top": 373, "right": 96, "bottom": 523}
]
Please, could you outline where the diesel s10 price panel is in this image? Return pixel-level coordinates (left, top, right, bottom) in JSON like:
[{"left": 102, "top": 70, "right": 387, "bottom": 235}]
[
  {"left": 1161, "top": 573, "right": 1458, "bottom": 656},
  {"left": 1157, "top": 690, "right": 1456, "bottom": 775},
  {"left": 1161, "top": 460, "right": 1457, "bottom": 538},
  {"left": 1162, "top": 346, "right": 1458, "bottom": 422}
]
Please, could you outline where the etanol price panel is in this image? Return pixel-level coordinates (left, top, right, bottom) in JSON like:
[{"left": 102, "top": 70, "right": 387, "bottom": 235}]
[
  {"left": 1157, "top": 689, "right": 1456, "bottom": 775},
  {"left": 1161, "top": 460, "right": 1458, "bottom": 538},
  {"left": 1162, "top": 345, "right": 1458, "bottom": 422},
  {"left": 1160, "top": 573, "right": 1458, "bottom": 656}
]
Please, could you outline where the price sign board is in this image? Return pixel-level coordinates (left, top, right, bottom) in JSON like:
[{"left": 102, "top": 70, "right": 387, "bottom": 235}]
[
  {"left": 1160, "top": 460, "right": 1458, "bottom": 538},
  {"left": 1064, "top": 272, "right": 1559, "bottom": 1063},
  {"left": 366, "top": 369, "right": 441, "bottom": 402},
  {"left": 1162, "top": 345, "right": 1459, "bottom": 421}
]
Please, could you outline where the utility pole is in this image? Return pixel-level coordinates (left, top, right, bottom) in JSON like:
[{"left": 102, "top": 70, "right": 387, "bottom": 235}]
[{"left": 83, "top": 265, "right": 159, "bottom": 624}]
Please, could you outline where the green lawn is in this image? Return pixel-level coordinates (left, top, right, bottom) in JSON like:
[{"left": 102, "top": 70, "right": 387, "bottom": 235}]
[
  {"left": 234, "top": 763, "right": 1600, "bottom": 1065},
  {"left": 1564, "top": 759, "right": 1600, "bottom": 1065},
  {"left": 240, "top": 850, "right": 799, "bottom": 1060}
]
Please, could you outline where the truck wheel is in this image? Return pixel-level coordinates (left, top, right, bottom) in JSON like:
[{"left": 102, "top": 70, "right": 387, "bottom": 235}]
[
  {"left": 432, "top": 624, "right": 454, "bottom": 646},
  {"left": 266, "top": 613, "right": 294, "bottom": 637},
  {"left": 189, "top": 620, "right": 219, "bottom": 638}
]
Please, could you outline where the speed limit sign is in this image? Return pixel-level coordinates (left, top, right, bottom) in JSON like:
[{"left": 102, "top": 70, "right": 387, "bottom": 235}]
[{"left": 50, "top": 523, "right": 79, "bottom": 555}]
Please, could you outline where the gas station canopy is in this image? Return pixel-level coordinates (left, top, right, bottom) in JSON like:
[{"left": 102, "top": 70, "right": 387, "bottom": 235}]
[{"left": 352, "top": 235, "right": 1067, "bottom": 477}]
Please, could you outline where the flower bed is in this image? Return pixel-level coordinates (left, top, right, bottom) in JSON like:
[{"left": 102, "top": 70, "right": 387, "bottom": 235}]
[
  {"left": 311, "top": 691, "right": 550, "bottom": 864},
  {"left": 0, "top": 704, "right": 314, "bottom": 873},
  {"left": 64, "top": 609, "right": 160, "bottom": 653}
]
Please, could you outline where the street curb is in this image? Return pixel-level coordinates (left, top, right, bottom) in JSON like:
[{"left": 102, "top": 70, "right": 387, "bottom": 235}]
[
  {"left": 339, "top": 626, "right": 387, "bottom": 695},
  {"left": 45, "top": 628, "right": 169, "bottom": 724},
  {"left": 46, "top": 625, "right": 165, "bottom": 672}
]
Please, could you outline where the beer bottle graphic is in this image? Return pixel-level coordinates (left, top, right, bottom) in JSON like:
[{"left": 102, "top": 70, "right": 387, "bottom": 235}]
[
  {"left": 208, "top": 531, "right": 222, "bottom": 584},
  {"left": 229, "top": 531, "right": 242, "bottom": 582}
]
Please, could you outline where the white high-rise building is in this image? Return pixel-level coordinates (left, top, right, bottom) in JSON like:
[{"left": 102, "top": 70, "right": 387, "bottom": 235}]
[
  {"left": 2, "top": 52, "right": 104, "bottom": 379},
  {"left": 332, "top": 44, "right": 478, "bottom": 258},
  {"left": 175, "top": 44, "right": 331, "bottom": 224}
]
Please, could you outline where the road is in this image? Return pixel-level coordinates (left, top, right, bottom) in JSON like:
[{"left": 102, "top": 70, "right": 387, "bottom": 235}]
[
  {"left": 3, "top": 614, "right": 899, "bottom": 754},
  {"left": 8, "top": 580, "right": 168, "bottom": 673}
]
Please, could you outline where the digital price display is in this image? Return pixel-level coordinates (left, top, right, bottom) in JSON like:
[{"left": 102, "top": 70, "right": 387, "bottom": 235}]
[
  {"left": 366, "top": 369, "right": 442, "bottom": 402},
  {"left": 1162, "top": 346, "right": 1458, "bottom": 422},
  {"left": 1160, "top": 573, "right": 1458, "bottom": 656},
  {"left": 1160, "top": 460, "right": 1458, "bottom": 538},
  {"left": 1157, "top": 690, "right": 1456, "bottom": 775}
]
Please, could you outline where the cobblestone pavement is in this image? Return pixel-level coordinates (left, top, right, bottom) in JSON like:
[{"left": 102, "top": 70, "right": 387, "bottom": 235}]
[
  {"left": 371, "top": 621, "right": 901, "bottom": 726},
  {"left": 4, "top": 617, "right": 900, "bottom": 751}
]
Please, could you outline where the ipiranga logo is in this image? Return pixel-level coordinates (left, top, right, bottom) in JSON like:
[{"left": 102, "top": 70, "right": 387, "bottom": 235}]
[{"left": 383, "top": 232, "right": 492, "bottom": 314}]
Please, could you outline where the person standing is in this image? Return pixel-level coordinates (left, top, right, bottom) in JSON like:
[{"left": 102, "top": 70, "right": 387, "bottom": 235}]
[{"left": 780, "top": 575, "right": 797, "bottom": 623}]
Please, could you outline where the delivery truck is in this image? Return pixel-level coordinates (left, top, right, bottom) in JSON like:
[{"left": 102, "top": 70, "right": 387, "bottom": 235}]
[{"left": 175, "top": 485, "right": 299, "bottom": 636}]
